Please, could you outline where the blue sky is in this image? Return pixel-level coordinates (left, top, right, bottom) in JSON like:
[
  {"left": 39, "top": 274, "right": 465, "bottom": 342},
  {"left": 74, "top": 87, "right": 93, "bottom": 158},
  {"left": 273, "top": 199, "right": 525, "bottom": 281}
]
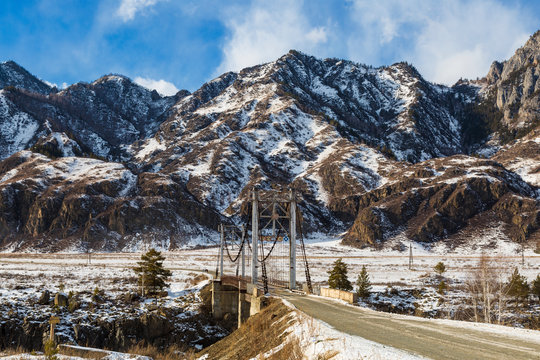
[{"left": 1, "top": 0, "right": 539, "bottom": 95}]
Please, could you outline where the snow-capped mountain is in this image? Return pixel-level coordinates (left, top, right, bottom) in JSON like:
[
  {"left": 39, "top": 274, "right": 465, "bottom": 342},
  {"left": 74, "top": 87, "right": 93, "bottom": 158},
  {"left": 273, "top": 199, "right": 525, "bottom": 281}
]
[
  {"left": 0, "top": 31, "right": 538, "bottom": 252},
  {"left": 131, "top": 51, "right": 476, "bottom": 229}
]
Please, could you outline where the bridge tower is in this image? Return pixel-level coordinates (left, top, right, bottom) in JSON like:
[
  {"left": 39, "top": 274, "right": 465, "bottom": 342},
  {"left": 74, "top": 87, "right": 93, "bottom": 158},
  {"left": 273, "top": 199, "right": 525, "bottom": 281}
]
[
  {"left": 217, "top": 187, "right": 311, "bottom": 293},
  {"left": 250, "top": 188, "right": 298, "bottom": 290}
]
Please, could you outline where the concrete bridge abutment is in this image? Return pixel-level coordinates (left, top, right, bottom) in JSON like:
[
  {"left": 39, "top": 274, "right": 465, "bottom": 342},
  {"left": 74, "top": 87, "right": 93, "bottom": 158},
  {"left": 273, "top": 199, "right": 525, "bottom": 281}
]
[{"left": 211, "top": 279, "right": 266, "bottom": 328}]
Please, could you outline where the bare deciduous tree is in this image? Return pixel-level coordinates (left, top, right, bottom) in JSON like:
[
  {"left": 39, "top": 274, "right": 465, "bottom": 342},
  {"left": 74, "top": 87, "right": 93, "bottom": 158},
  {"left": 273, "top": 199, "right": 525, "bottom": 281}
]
[{"left": 465, "top": 254, "right": 511, "bottom": 324}]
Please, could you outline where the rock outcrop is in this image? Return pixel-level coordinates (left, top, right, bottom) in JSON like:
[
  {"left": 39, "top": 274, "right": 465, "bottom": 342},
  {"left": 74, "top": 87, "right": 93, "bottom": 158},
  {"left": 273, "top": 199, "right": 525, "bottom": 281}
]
[
  {"left": 343, "top": 156, "right": 539, "bottom": 247},
  {"left": 484, "top": 31, "right": 540, "bottom": 137},
  {"left": 0, "top": 151, "right": 221, "bottom": 251}
]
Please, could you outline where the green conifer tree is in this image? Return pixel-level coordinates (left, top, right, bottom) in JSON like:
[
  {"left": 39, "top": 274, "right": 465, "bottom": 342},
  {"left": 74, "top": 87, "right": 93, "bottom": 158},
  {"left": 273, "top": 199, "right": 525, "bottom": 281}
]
[
  {"left": 434, "top": 262, "right": 446, "bottom": 276},
  {"left": 327, "top": 258, "right": 352, "bottom": 291},
  {"left": 356, "top": 265, "right": 372, "bottom": 298},
  {"left": 438, "top": 280, "right": 448, "bottom": 295},
  {"left": 134, "top": 248, "right": 172, "bottom": 296},
  {"left": 507, "top": 267, "right": 529, "bottom": 303}
]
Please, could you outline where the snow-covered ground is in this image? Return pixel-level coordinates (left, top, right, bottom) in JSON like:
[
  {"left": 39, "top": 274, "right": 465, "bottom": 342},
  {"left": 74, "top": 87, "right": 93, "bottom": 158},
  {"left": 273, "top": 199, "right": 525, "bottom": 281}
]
[
  {"left": 1, "top": 234, "right": 538, "bottom": 358},
  {"left": 0, "top": 255, "right": 224, "bottom": 356},
  {"left": 1, "top": 350, "right": 150, "bottom": 360},
  {"left": 2, "top": 233, "right": 538, "bottom": 322},
  {"left": 0, "top": 254, "right": 210, "bottom": 307},
  {"left": 1, "top": 233, "right": 538, "bottom": 302},
  {"left": 276, "top": 299, "right": 427, "bottom": 360}
]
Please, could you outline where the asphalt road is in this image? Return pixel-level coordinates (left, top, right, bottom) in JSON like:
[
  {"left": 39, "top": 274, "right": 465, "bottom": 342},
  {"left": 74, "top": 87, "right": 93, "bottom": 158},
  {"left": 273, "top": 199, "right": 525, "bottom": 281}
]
[{"left": 277, "top": 291, "right": 540, "bottom": 360}]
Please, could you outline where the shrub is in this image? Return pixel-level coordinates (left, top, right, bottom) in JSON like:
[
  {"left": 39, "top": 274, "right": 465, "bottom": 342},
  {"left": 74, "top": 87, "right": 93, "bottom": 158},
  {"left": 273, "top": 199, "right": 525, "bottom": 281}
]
[
  {"left": 438, "top": 280, "right": 448, "bottom": 295},
  {"left": 44, "top": 339, "right": 58, "bottom": 360}
]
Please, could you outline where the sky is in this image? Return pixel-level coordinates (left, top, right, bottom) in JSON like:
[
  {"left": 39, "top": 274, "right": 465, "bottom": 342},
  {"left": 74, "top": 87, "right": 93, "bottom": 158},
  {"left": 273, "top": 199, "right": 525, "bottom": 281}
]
[{"left": 1, "top": 0, "right": 539, "bottom": 95}]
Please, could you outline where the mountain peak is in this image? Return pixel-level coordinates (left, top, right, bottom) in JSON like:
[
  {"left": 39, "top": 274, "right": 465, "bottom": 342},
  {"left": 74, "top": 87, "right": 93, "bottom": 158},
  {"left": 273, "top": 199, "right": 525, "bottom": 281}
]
[
  {"left": 523, "top": 29, "right": 540, "bottom": 49},
  {"left": 0, "top": 60, "right": 52, "bottom": 94},
  {"left": 93, "top": 74, "right": 132, "bottom": 85}
]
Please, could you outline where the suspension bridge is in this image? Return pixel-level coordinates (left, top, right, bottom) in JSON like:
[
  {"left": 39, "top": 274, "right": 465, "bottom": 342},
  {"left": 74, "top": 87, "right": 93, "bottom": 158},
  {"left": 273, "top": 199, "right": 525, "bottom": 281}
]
[
  {"left": 215, "top": 188, "right": 312, "bottom": 292},
  {"left": 211, "top": 188, "right": 313, "bottom": 325}
]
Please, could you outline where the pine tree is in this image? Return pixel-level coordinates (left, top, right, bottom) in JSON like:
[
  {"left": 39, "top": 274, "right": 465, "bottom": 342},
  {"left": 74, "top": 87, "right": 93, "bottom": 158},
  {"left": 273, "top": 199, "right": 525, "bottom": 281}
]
[
  {"left": 356, "top": 265, "right": 372, "bottom": 298},
  {"left": 134, "top": 248, "right": 172, "bottom": 296},
  {"left": 531, "top": 274, "right": 540, "bottom": 301},
  {"left": 434, "top": 262, "right": 446, "bottom": 276},
  {"left": 327, "top": 258, "right": 352, "bottom": 291},
  {"left": 507, "top": 267, "right": 529, "bottom": 303}
]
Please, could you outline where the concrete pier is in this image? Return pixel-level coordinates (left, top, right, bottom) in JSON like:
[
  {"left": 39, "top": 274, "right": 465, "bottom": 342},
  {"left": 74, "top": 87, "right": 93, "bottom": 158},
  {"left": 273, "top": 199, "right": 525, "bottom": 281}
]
[{"left": 211, "top": 278, "right": 266, "bottom": 328}]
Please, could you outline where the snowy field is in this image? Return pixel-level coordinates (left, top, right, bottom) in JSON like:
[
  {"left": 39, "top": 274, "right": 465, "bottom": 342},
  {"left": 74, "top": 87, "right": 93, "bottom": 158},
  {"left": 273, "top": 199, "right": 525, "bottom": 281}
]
[
  {"left": 1, "top": 233, "right": 538, "bottom": 321},
  {"left": 1, "top": 233, "right": 538, "bottom": 299},
  {"left": 0, "top": 253, "right": 211, "bottom": 308}
]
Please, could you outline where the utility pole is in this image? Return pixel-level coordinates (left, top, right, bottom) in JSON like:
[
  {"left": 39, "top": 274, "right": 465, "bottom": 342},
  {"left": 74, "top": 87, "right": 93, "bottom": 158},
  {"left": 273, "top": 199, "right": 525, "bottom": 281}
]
[
  {"left": 241, "top": 225, "right": 245, "bottom": 278},
  {"left": 251, "top": 190, "right": 259, "bottom": 285},
  {"left": 289, "top": 189, "right": 296, "bottom": 290},
  {"left": 409, "top": 242, "right": 413, "bottom": 270},
  {"left": 219, "top": 224, "right": 224, "bottom": 279},
  {"left": 521, "top": 242, "right": 525, "bottom": 267}
]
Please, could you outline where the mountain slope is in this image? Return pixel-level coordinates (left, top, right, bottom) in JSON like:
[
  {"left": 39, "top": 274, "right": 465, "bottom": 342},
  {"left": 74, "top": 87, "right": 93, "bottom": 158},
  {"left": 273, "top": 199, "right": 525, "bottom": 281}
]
[
  {"left": 131, "top": 51, "right": 471, "bottom": 230},
  {"left": 0, "top": 150, "right": 220, "bottom": 251},
  {"left": 0, "top": 32, "right": 539, "bottom": 251},
  {"left": 343, "top": 155, "right": 539, "bottom": 247},
  {"left": 0, "top": 75, "right": 185, "bottom": 161}
]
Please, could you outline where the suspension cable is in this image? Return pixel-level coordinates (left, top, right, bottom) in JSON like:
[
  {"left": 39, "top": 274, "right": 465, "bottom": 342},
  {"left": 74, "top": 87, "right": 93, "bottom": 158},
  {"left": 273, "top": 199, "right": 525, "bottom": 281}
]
[
  {"left": 258, "top": 227, "right": 282, "bottom": 263},
  {"left": 223, "top": 229, "right": 245, "bottom": 262}
]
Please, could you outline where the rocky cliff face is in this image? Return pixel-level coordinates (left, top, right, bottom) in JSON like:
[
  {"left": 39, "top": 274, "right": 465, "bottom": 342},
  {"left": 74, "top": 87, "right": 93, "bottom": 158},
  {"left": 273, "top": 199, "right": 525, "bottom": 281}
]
[
  {"left": 343, "top": 155, "right": 539, "bottom": 247},
  {"left": 0, "top": 32, "right": 539, "bottom": 251},
  {"left": 0, "top": 150, "right": 220, "bottom": 251},
  {"left": 484, "top": 31, "right": 540, "bottom": 137}
]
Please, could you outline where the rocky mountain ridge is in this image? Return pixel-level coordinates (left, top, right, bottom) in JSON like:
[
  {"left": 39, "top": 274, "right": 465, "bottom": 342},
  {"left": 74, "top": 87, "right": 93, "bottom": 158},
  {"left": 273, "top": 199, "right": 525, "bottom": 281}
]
[
  {"left": 0, "top": 61, "right": 52, "bottom": 95},
  {"left": 0, "top": 32, "right": 539, "bottom": 252}
]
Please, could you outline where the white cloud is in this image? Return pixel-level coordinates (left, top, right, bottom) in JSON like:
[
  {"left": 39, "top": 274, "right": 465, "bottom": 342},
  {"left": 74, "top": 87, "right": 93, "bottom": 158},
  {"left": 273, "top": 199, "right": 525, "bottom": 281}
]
[
  {"left": 348, "top": 0, "right": 533, "bottom": 84},
  {"left": 217, "top": 0, "right": 329, "bottom": 74},
  {"left": 116, "top": 0, "right": 165, "bottom": 22},
  {"left": 134, "top": 76, "right": 179, "bottom": 96}
]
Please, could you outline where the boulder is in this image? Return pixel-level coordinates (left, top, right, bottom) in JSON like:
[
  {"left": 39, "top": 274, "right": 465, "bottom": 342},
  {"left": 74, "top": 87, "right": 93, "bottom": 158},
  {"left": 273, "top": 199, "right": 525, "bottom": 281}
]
[
  {"left": 37, "top": 290, "right": 50, "bottom": 305},
  {"left": 54, "top": 293, "right": 68, "bottom": 307}
]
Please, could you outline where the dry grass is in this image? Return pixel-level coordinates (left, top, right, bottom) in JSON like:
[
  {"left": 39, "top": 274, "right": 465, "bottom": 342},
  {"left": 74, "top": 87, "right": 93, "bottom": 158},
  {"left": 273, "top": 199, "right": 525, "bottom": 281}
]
[
  {"left": 57, "top": 344, "right": 108, "bottom": 359},
  {"left": 188, "top": 273, "right": 208, "bottom": 286},
  {"left": 0, "top": 347, "right": 30, "bottom": 356},
  {"left": 267, "top": 336, "right": 303, "bottom": 360},
  {"left": 126, "top": 343, "right": 196, "bottom": 360},
  {"left": 198, "top": 298, "right": 300, "bottom": 360},
  {"left": 55, "top": 343, "right": 198, "bottom": 360}
]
